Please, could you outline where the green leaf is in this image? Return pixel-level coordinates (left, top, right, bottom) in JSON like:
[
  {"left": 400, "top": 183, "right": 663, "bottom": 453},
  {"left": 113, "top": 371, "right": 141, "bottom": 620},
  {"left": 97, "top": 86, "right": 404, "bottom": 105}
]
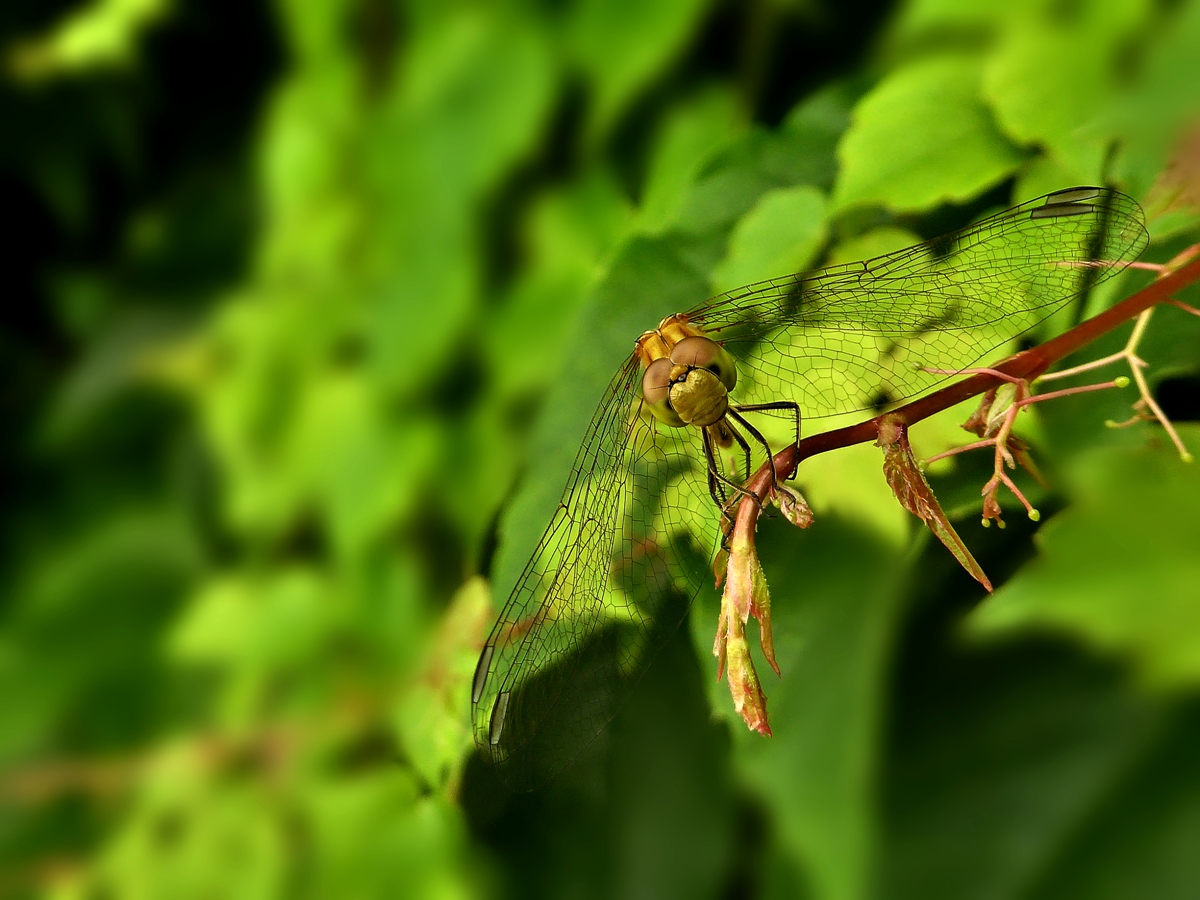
[
  {"left": 392, "top": 578, "right": 492, "bottom": 790},
  {"left": 0, "top": 511, "right": 199, "bottom": 762},
  {"left": 711, "top": 184, "right": 828, "bottom": 292},
  {"left": 93, "top": 746, "right": 286, "bottom": 900},
  {"left": 302, "top": 778, "right": 483, "bottom": 898},
  {"left": 274, "top": 0, "right": 350, "bottom": 64},
  {"left": 1024, "top": 703, "right": 1200, "bottom": 899},
  {"left": 168, "top": 569, "right": 333, "bottom": 672},
  {"left": 199, "top": 294, "right": 343, "bottom": 540},
  {"left": 364, "top": 11, "right": 557, "bottom": 395},
  {"left": 287, "top": 375, "right": 439, "bottom": 562},
  {"left": 380, "top": 11, "right": 556, "bottom": 202},
  {"left": 695, "top": 516, "right": 906, "bottom": 900},
  {"left": 637, "top": 87, "right": 747, "bottom": 235},
  {"left": 460, "top": 172, "right": 634, "bottom": 560},
  {"left": 669, "top": 84, "right": 851, "bottom": 239},
  {"left": 7, "top": 0, "right": 170, "bottom": 83},
  {"left": 967, "top": 429, "right": 1200, "bottom": 687},
  {"left": 879, "top": 632, "right": 1161, "bottom": 900},
  {"left": 982, "top": 27, "right": 1116, "bottom": 183},
  {"left": 606, "top": 626, "right": 736, "bottom": 899},
  {"left": 471, "top": 624, "right": 735, "bottom": 898},
  {"left": 1013, "top": 152, "right": 1084, "bottom": 203},
  {"left": 257, "top": 66, "right": 362, "bottom": 277},
  {"left": 893, "top": 0, "right": 1021, "bottom": 35},
  {"left": 1109, "top": 0, "right": 1200, "bottom": 204},
  {"left": 671, "top": 150, "right": 784, "bottom": 238},
  {"left": 797, "top": 440, "right": 912, "bottom": 550},
  {"left": 567, "top": 0, "right": 713, "bottom": 140},
  {"left": 827, "top": 225, "right": 922, "bottom": 266},
  {"left": 486, "top": 169, "right": 634, "bottom": 399},
  {"left": 833, "top": 55, "right": 1025, "bottom": 213}
]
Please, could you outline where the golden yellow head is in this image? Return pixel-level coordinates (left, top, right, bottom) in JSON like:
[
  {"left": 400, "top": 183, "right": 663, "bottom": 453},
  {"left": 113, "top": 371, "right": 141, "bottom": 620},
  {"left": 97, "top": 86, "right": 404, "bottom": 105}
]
[{"left": 636, "top": 316, "right": 738, "bottom": 428}]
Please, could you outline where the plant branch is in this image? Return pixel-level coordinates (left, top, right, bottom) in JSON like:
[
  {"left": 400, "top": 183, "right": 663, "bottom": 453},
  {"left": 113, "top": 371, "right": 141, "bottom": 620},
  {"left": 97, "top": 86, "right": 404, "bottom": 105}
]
[
  {"left": 749, "top": 252, "right": 1200, "bottom": 490},
  {"left": 712, "top": 251, "right": 1200, "bottom": 732}
]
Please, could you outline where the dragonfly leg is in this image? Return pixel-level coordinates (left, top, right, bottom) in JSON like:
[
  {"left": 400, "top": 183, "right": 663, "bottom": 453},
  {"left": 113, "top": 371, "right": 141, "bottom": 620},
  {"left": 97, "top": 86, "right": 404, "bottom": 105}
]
[
  {"left": 727, "top": 408, "right": 781, "bottom": 489},
  {"left": 731, "top": 401, "right": 802, "bottom": 451},
  {"left": 701, "top": 426, "right": 730, "bottom": 513},
  {"left": 703, "top": 423, "right": 763, "bottom": 520}
]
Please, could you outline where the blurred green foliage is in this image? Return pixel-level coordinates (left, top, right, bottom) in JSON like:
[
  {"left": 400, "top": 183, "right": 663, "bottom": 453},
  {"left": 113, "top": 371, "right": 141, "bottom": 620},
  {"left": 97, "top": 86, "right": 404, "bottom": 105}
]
[{"left": 2, "top": 0, "right": 1200, "bottom": 898}]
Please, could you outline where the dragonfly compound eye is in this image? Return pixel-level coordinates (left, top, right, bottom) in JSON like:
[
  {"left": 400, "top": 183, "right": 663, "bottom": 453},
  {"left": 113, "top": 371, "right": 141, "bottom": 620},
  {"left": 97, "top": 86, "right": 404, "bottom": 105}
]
[
  {"left": 641, "top": 358, "right": 685, "bottom": 427},
  {"left": 670, "top": 335, "right": 737, "bottom": 392}
]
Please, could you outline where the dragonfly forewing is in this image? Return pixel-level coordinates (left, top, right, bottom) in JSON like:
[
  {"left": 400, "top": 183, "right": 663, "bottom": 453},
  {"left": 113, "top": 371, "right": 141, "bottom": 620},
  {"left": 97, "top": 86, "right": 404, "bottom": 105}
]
[{"left": 696, "top": 187, "right": 1147, "bottom": 419}]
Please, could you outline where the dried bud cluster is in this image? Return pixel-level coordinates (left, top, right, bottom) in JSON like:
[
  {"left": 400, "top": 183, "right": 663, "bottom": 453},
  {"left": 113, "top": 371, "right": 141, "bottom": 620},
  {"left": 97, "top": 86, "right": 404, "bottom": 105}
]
[
  {"left": 712, "top": 479, "right": 813, "bottom": 735},
  {"left": 877, "top": 415, "right": 993, "bottom": 591}
]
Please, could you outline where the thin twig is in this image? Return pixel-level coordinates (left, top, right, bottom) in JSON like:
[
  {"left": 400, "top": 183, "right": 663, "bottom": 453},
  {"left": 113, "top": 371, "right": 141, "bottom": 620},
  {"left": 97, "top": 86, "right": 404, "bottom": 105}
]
[{"left": 737, "top": 253, "right": 1200, "bottom": 509}]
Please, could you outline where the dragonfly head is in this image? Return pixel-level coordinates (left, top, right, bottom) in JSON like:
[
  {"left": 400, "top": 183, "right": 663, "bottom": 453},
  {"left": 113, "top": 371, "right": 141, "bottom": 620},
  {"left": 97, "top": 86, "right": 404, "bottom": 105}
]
[{"left": 641, "top": 336, "right": 737, "bottom": 428}]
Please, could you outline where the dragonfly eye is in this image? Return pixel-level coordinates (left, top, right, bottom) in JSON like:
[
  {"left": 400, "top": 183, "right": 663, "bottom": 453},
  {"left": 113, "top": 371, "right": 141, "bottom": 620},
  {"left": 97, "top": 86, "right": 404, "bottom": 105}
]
[
  {"left": 670, "top": 335, "right": 737, "bottom": 392},
  {"left": 641, "top": 358, "right": 685, "bottom": 427}
]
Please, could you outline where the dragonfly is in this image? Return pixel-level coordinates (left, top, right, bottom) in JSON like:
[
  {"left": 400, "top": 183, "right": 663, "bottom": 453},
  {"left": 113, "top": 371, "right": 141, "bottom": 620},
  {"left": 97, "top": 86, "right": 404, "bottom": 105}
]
[{"left": 471, "top": 186, "right": 1147, "bottom": 790}]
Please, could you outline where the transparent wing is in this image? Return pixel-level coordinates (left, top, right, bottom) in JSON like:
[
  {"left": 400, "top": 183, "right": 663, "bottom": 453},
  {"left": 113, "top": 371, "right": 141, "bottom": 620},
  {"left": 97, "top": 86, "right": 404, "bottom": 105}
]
[
  {"left": 691, "top": 187, "right": 1149, "bottom": 421},
  {"left": 471, "top": 187, "right": 1148, "bottom": 790},
  {"left": 470, "top": 357, "right": 719, "bottom": 791}
]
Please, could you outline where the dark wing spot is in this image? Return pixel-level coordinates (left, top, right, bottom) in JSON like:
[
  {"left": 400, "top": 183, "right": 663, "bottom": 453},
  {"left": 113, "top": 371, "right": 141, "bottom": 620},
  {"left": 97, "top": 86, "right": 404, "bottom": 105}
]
[
  {"left": 1032, "top": 186, "right": 1108, "bottom": 220},
  {"left": 1045, "top": 187, "right": 1102, "bottom": 204},
  {"left": 489, "top": 691, "right": 511, "bottom": 746},
  {"left": 1031, "top": 202, "right": 1094, "bottom": 220},
  {"left": 472, "top": 644, "right": 494, "bottom": 704}
]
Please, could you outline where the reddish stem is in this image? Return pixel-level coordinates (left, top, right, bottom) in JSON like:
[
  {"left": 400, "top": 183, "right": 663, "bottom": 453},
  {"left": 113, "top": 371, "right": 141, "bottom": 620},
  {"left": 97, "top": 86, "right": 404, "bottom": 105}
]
[{"left": 744, "top": 254, "right": 1200, "bottom": 502}]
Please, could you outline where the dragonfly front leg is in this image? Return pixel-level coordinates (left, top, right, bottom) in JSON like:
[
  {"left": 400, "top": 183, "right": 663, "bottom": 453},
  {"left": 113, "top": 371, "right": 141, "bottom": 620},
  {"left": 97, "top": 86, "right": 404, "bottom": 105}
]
[
  {"left": 703, "top": 423, "right": 763, "bottom": 521},
  {"left": 727, "top": 408, "right": 783, "bottom": 489},
  {"left": 701, "top": 427, "right": 729, "bottom": 512},
  {"left": 731, "top": 401, "right": 802, "bottom": 453}
]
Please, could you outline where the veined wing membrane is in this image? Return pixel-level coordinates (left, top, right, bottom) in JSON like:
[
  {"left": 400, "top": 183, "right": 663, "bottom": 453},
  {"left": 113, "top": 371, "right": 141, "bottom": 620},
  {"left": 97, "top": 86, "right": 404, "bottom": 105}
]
[
  {"left": 693, "top": 187, "right": 1148, "bottom": 419},
  {"left": 471, "top": 187, "right": 1148, "bottom": 790},
  {"left": 471, "top": 358, "right": 718, "bottom": 791}
]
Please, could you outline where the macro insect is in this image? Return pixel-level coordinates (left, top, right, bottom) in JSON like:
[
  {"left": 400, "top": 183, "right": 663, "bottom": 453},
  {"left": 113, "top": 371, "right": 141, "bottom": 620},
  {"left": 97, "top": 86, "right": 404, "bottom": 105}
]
[{"left": 471, "top": 187, "right": 1147, "bottom": 791}]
